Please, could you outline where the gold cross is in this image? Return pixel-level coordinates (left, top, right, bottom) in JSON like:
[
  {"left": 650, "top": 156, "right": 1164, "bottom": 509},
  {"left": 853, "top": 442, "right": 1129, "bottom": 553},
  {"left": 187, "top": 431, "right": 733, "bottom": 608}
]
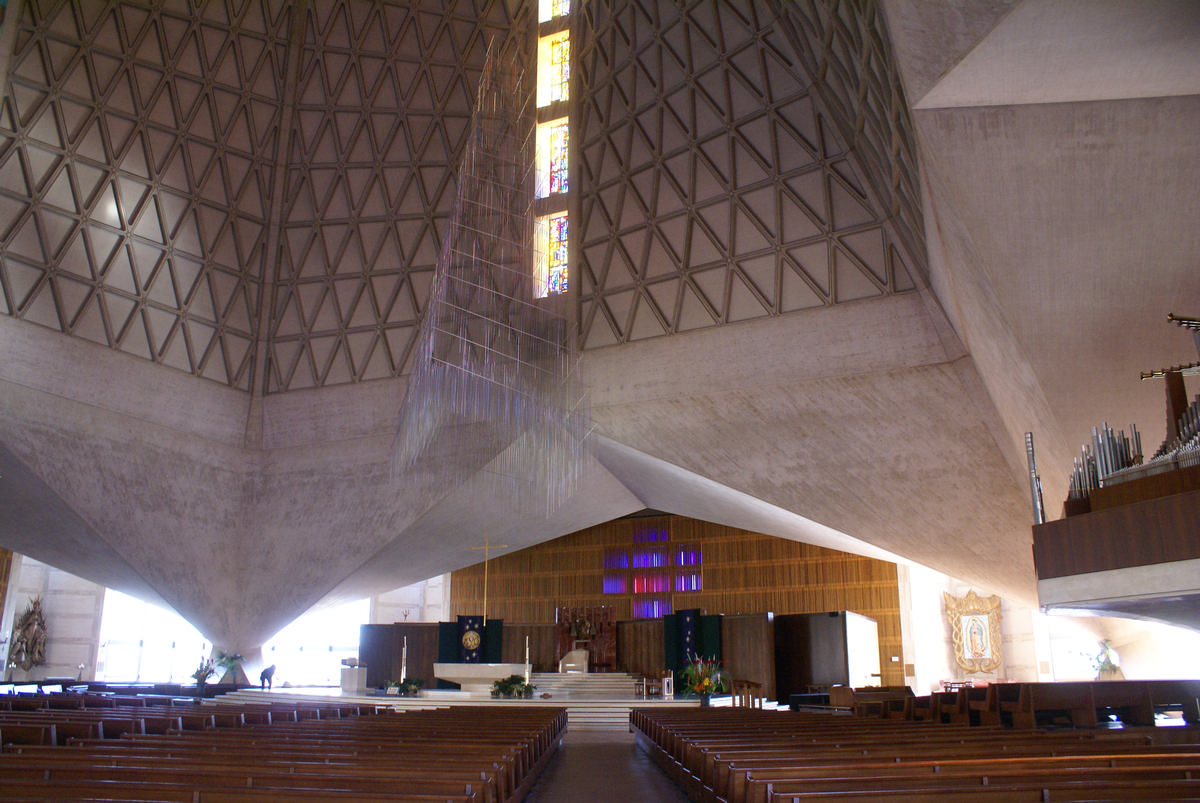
[{"left": 468, "top": 533, "right": 508, "bottom": 621}]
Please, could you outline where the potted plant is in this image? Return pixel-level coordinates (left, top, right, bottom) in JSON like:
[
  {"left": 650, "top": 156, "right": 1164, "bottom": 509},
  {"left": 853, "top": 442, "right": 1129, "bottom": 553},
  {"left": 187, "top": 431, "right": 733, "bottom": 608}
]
[
  {"left": 492, "top": 674, "right": 534, "bottom": 698},
  {"left": 214, "top": 651, "right": 246, "bottom": 685},
  {"left": 398, "top": 677, "right": 424, "bottom": 697},
  {"left": 678, "top": 653, "right": 728, "bottom": 706},
  {"left": 1093, "top": 640, "right": 1125, "bottom": 680}
]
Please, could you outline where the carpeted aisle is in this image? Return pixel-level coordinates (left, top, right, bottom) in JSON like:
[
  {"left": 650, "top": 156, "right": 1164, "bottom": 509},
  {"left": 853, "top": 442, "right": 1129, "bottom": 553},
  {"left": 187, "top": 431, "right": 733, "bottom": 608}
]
[{"left": 523, "top": 728, "right": 691, "bottom": 803}]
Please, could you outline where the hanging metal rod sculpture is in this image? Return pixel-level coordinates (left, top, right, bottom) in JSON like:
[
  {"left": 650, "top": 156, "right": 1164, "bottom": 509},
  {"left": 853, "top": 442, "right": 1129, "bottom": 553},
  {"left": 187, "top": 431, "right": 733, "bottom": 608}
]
[{"left": 392, "top": 40, "right": 590, "bottom": 517}]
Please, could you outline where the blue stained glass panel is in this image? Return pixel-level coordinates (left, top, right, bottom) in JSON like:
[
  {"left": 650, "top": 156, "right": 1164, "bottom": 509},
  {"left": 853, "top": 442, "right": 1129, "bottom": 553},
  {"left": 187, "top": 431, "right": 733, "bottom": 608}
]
[
  {"left": 634, "top": 599, "right": 672, "bottom": 619},
  {"left": 603, "top": 574, "right": 627, "bottom": 594},
  {"left": 547, "top": 212, "right": 568, "bottom": 294}
]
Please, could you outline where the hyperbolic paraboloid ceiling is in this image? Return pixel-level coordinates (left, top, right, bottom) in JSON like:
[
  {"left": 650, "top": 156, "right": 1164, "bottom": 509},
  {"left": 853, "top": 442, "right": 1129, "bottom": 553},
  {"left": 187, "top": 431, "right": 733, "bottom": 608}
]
[{"left": 0, "top": 0, "right": 1197, "bottom": 650}]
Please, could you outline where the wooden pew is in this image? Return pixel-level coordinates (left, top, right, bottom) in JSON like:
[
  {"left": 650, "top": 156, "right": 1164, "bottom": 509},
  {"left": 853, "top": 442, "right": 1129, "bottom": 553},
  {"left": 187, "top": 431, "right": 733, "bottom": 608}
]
[
  {"left": 829, "top": 685, "right": 915, "bottom": 718},
  {"left": 632, "top": 706, "right": 1200, "bottom": 803},
  {"left": 732, "top": 679, "right": 764, "bottom": 709},
  {"left": 709, "top": 732, "right": 1195, "bottom": 803},
  {"left": 0, "top": 702, "right": 565, "bottom": 803},
  {"left": 1002, "top": 682, "right": 1097, "bottom": 729}
]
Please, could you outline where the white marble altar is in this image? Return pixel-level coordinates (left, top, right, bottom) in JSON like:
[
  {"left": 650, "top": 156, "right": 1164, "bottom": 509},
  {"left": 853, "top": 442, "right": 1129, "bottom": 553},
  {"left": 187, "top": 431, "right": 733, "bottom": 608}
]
[{"left": 433, "top": 662, "right": 527, "bottom": 694}]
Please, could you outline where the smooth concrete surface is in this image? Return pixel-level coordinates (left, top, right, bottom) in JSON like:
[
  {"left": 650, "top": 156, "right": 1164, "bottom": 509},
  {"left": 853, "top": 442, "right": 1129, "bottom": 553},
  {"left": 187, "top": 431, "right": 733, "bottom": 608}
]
[{"left": 1, "top": 0, "right": 1198, "bottom": 657}]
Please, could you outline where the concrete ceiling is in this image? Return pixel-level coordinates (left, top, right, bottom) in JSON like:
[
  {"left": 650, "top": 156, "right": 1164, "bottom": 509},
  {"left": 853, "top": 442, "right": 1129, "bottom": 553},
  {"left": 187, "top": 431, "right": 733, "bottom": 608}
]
[{"left": 1, "top": 0, "right": 1198, "bottom": 650}]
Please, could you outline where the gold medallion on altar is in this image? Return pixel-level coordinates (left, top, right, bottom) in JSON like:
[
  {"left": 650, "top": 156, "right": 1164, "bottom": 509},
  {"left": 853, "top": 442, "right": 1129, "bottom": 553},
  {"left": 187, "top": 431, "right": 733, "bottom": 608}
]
[{"left": 461, "top": 629, "right": 480, "bottom": 651}]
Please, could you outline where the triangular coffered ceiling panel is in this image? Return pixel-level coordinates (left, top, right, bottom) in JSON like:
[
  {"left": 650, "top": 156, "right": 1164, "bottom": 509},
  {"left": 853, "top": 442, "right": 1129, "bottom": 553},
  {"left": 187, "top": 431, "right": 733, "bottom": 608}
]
[
  {"left": 0, "top": 0, "right": 517, "bottom": 394},
  {"left": 576, "top": 0, "right": 927, "bottom": 345}
]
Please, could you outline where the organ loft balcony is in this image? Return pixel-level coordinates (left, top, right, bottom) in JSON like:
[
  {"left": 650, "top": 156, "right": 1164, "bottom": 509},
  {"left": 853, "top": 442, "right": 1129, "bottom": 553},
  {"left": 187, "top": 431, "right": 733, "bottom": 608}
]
[{"left": 1032, "top": 315, "right": 1200, "bottom": 631}]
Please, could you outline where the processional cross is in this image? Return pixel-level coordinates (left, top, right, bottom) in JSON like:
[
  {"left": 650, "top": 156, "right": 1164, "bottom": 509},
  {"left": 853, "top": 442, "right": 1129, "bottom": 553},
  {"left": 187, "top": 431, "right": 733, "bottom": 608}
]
[{"left": 468, "top": 533, "right": 508, "bottom": 621}]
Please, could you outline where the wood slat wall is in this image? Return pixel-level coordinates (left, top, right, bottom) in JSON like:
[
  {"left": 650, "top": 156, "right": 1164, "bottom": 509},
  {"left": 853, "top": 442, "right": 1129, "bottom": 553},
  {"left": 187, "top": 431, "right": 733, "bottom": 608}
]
[
  {"left": 721, "top": 613, "right": 776, "bottom": 699},
  {"left": 0, "top": 549, "right": 11, "bottom": 624},
  {"left": 616, "top": 617, "right": 664, "bottom": 679},
  {"left": 498, "top": 622, "right": 558, "bottom": 673},
  {"left": 451, "top": 515, "right": 904, "bottom": 685},
  {"left": 359, "top": 623, "right": 439, "bottom": 690}
]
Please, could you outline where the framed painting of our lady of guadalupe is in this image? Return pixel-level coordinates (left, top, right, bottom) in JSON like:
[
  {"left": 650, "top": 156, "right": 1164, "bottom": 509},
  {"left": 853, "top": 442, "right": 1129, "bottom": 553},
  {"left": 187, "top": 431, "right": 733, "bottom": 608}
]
[{"left": 943, "top": 589, "right": 1002, "bottom": 674}]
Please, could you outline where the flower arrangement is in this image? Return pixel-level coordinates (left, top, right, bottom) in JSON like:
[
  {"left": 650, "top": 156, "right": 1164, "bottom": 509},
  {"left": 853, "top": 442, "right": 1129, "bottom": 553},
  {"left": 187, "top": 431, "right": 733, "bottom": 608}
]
[
  {"left": 679, "top": 653, "right": 728, "bottom": 697},
  {"left": 192, "top": 657, "right": 216, "bottom": 685}
]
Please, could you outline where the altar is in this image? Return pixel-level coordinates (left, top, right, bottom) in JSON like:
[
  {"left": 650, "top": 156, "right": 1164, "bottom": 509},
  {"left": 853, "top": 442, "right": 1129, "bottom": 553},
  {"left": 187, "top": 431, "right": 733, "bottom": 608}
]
[{"left": 433, "top": 662, "right": 527, "bottom": 695}]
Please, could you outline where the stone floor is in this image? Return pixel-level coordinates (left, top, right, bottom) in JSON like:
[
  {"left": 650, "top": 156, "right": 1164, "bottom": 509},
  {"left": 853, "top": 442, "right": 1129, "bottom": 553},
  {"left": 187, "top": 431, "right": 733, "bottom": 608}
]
[{"left": 523, "top": 728, "right": 691, "bottom": 803}]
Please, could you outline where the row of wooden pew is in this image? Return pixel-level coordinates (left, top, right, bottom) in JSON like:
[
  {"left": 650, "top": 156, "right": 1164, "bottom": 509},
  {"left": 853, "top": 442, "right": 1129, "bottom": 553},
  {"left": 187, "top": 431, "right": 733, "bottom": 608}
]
[
  {"left": 845, "top": 680, "right": 1200, "bottom": 729},
  {"left": 0, "top": 691, "right": 566, "bottom": 802},
  {"left": 632, "top": 705, "right": 1200, "bottom": 803}
]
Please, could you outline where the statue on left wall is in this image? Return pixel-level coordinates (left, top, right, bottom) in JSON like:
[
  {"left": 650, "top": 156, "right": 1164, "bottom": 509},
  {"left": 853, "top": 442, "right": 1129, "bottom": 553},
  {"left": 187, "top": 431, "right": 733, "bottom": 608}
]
[{"left": 9, "top": 596, "right": 47, "bottom": 671}]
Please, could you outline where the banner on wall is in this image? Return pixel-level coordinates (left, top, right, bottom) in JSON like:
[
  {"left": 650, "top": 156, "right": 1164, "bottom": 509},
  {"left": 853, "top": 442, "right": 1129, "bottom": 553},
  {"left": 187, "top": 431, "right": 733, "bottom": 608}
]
[
  {"left": 680, "top": 608, "right": 697, "bottom": 657},
  {"left": 458, "top": 615, "right": 483, "bottom": 663}
]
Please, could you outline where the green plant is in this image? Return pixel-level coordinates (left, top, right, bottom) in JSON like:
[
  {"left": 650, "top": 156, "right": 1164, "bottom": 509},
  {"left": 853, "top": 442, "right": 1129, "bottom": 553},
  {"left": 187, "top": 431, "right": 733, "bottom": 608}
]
[
  {"left": 214, "top": 651, "right": 244, "bottom": 671},
  {"left": 1092, "top": 640, "right": 1120, "bottom": 674},
  {"left": 678, "top": 653, "right": 728, "bottom": 696},
  {"left": 491, "top": 674, "right": 535, "bottom": 698}
]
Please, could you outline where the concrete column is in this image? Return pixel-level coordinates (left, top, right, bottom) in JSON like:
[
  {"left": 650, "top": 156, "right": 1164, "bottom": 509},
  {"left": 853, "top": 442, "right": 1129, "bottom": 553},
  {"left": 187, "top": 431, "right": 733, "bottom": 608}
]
[{"left": 900, "top": 564, "right": 957, "bottom": 693}]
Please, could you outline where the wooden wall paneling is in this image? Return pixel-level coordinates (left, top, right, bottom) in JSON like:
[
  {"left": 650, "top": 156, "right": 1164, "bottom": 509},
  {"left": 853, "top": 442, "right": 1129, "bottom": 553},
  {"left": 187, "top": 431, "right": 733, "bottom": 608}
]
[
  {"left": 358, "top": 624, "right": 398, "bottom": 689},
  {"left": 358, "top": 623, "right": 440, "bottom": 690},
  {"left": 451, "top": 514, "right": 905, "bottom": 686},
  {"left": 772, "top": 613, "right": 809, "bottom": 704},
  {"left": 404, "top": 623, "right": 442, "bottom": 690},
  {"left": 721, "top": 613, "right": 776, "bottom": 700},
  {"left": 1033, "top": 488, "right": 1200, "bottom": 579},
  {"left": 616, "top": 618, "right": 663, "bottom": 678},
  {"left": 499, "top": 623, "right": 558, "bottom": 672},
  {"left": 772, "top": 612, "right": 853, "bottom": 704}
]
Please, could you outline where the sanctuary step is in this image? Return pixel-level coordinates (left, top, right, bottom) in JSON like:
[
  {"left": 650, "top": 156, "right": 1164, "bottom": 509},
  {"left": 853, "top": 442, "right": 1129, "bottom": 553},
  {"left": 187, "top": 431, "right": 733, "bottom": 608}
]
[
  {"left": 213, "top": 673, "right": 697, "bottom": 732},
  {"left": 529, "top": 672, "right": 642, "bottom": 700}
]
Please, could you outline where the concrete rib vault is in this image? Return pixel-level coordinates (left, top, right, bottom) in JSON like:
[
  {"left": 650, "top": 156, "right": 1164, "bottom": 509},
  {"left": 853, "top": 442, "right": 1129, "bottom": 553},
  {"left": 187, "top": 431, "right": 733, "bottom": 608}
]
[{"left": 0, "top": 0, "right": 1198, "bottom": 652}]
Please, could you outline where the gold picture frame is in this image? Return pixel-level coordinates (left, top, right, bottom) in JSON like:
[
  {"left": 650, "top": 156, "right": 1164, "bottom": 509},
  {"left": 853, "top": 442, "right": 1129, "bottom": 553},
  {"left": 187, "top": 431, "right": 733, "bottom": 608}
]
[{"left": 943, "top": 589, "right": 1002, "bottom": 674}]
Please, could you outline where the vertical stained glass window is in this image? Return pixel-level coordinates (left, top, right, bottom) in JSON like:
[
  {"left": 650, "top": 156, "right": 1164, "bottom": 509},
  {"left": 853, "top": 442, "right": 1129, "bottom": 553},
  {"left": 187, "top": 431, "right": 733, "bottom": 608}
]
[
  {"left": 536, "top": 119, "right": 568, "bottom": 198},
  {"left": 539, "top": 0, "right": 570, "bottom": 22},
  {"left": 632, "top": 547, "right": 667, "bottom": 568},
  {"left": 634, "top": 599, "right": 671, "bottom": 619},
  {"left": 537, "top": 32, "right": 570, "bottom": 107},
  {"left": 632, "top": 572, "right": 669, "bottom": 594},
  {"left": 535, "top": 212, "right": 568, "bottom": 298},
  {"left": 603, "top": 575, "right": 628, "bottom": 594},
  {"left": 633, "top": 526, "right": 668, "bottom": 543}
]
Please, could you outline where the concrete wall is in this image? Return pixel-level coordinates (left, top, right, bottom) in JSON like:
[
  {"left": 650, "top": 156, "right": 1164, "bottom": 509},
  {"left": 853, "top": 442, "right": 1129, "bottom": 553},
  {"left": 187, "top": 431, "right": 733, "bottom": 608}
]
[
  {"left": 369, "top": 575, "right": 451, "bottom": 625},
  {"left": 899, "top": 565, "right": 1057, "bottom": 693},
  {"left": 3, "top": 554, "right": 105, "bottom": 682}
]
